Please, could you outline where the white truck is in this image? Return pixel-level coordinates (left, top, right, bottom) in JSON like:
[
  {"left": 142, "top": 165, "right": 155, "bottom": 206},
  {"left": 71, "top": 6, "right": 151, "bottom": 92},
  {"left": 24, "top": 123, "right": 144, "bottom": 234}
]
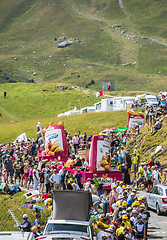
[{"left": 38, "top": 191, "right": 94, "bottom": 240}]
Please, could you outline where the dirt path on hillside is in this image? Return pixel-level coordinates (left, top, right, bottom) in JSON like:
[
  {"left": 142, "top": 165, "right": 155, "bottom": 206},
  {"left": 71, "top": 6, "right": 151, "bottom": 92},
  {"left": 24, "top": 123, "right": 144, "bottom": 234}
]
[
  {"left": 118, "top": 0, "right": 127, "bottom": 14},
  {"left": 0, "top": 106, "right": 21, "bottom": 122},
  {"left": 117, "top": 0, "right": 167, "bottom": 46},
  {"left": 72, "top": 3, "right": 167, "bottom": 48}
]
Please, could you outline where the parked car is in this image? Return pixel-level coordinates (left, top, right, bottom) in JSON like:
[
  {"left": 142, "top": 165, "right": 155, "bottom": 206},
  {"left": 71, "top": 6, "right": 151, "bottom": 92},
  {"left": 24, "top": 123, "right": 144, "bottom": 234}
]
[
  {"left": 146, "top": 184, "right": 167, "bottom": 215},
  {"left": 0, "top": 231, "right": 35, "bottom": 240}
]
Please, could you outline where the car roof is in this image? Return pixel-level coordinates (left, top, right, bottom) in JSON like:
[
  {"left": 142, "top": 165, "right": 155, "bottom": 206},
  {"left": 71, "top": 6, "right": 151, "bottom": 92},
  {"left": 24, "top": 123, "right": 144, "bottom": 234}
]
[{"left": 0, "top": 232, "right": 31, "bottom": 240}]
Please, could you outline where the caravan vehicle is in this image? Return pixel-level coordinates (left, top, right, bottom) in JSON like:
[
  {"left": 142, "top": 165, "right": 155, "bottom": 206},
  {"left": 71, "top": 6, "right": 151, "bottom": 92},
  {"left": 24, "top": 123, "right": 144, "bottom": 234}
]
[
  {"left": 94, "top": 98, "right": 113, "bottom": 112},
  {"left": 80, "top": 106, "right": 96, "bottom": 114},
  {"left": 137, "top": 94, "right": 158, "bottom": 107},
  {"left": 94, "top": 97, "right": 135, "bottom": 112},
  {"left": 94, "top": 101, "right": 101, "bottom": 111},
  {"left": 112, "top": 97, "right": 135, "bottom": 111},
  {"left": 57, "top": 108, "right": 80, "bottom": 117}
]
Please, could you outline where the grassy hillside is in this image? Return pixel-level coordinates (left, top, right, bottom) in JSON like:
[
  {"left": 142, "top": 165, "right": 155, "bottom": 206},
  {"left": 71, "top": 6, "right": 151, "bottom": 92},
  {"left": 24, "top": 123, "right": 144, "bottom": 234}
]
[
  {"left": 127, "top": 116, "right": 167, "bottom": 167},
  {"left": 0, "top": 0, "right": 167, "bottom": 90},
  {"left": 0, "top": 191, "right": 50, "bottom": 231},
  {"left": 0, "top": 82, "right": 99, "bottom": 123},
  {"left": 0, "top": 109, "right": 128, "bottom": 143}
]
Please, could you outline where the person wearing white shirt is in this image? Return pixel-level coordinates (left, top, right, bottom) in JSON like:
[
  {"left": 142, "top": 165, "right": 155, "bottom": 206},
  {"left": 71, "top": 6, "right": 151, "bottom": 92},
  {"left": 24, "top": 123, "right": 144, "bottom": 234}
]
[
  {"left": 49, "top": 169, "right": 61, "bottom": 190},
  {"left": 116, "top": 182, "right": 123, "bottom": 195},
  {"left": 33, "top": 165, "right": 39, "bottom": 190},
  {"left": 152, "top": 166, "right": 160, "bottom": 186},
  {"left": 97, "top": 224, "right": 106, "bottom": 240}
]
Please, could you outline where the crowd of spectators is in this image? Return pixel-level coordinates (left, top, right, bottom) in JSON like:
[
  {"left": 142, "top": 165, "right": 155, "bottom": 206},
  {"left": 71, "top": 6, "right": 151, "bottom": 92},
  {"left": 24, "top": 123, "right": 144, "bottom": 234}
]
[{"left": 0, "top": 118, "right": 166, "bottom": 239}]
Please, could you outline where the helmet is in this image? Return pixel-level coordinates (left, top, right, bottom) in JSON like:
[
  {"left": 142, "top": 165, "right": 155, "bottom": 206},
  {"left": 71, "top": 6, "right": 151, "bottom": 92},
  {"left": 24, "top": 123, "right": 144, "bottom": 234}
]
[
  {"left": 48, "top": 198, "right": 52, "bottom": 204},
  {"left": 113, "top": 185, "right": 117, "bottom": 189},
  {"left": 23, "top": 214, "right": 28, "bottom": 219}
]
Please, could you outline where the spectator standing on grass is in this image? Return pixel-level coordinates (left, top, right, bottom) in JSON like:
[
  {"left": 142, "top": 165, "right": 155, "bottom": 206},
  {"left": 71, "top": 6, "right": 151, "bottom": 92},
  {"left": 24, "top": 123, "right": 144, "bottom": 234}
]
[
  {"left": 27, "top": 165, "right": 34, "bottom": 190},
  {"left": 152, "top": 165, "right": 160, "bottom": 186},
  {"left": 73, "top": 133, "right": 79, "bottom": 154},
  {"left": 3, "top": 169, "right": 7, "bottom": 183},
  {"left": 4, "top": 91, "right": 6, "bottom": 98},
  {"left": 146, "top": 166, "right": 153, "bottom": 192},
  {"left": 100, "top": 189, "right": 110, "bottom": 216},
  {"left": 14, "top": 158, "right": 21, "bottom": 185},
  {"left": 75, "top": 169, "right": 84, "bottom": 189},
  {"left": 65, "top": 170, "right": 73, "bottom": 188},
  {"left": 49, "top": 169, "right": 61, "bottom": 190},
  {"left": 33, "top": 165, "right": 39, "bottom": 190},
  {"left": 4, "top": 155, "right": 13, "bottom": 184},
  {"left": 39, "top": 168, "right": 45, "bottom": 194},
  {"left": 45, "top": 169, "right": 51, "bottom": 193}
]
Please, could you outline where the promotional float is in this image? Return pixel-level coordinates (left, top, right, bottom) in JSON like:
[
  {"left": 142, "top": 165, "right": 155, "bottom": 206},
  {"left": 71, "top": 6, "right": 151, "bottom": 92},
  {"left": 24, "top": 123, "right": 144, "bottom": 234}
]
[
  {"left": 37, "top": 121, "right": 68, "bottom": 162},
  {"left": 127, "top": 110, "right": 145, "bottom": 128},
  {"left": 64, "top": 134, "right": 122, "bottom": 189},
  {"left": 37, "top": 122, "right": 122, "bottom": 189},
  {"left": 83, "top": 134, "right": 122, "bottom": 188}
]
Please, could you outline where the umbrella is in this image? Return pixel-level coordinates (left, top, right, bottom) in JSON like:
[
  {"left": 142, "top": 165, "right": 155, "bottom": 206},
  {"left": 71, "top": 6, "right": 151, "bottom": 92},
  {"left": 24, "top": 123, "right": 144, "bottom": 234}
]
[
  {"left": 101, "top": 128, "right": 116, "bottom": 134},
  {"left": 114, "top": 127, "right": 129, "bottom": 133}
]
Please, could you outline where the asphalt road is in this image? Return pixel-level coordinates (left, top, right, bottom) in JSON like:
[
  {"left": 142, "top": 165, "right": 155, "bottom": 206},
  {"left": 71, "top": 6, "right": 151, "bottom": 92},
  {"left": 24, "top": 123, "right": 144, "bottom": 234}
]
[
  {"left": 137, "top": 191, "right": 167, "bottom": 240},
  {"left": 147, "top": 209, "right": 167, "bottom": 240}
]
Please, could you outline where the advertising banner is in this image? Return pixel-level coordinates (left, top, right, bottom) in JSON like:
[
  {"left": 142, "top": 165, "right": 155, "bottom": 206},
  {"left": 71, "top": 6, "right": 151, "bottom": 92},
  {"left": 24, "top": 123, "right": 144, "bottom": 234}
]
[
  {"left": 89, "top": 135, "right": 110, "bottom": 173},
  {"left": 45, "top": 125, "right": 68, "bottom": 158},
  {"left": 127, "top": 111, "right": 144, "bottom": 128}
]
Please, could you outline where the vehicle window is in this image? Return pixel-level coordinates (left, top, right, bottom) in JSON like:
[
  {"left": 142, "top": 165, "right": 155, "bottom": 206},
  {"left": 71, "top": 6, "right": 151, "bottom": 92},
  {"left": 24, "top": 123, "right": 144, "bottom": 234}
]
[
  {"left": 158, "top": 187, "right": 164, "bottom": 196},
  {"left": 108, "top": 100, "right": 113, "bottom": 106},
  {"left": 147, "top": 98, "right": 157, "bottom": 103},
  {"left": 152, "top": 186, "right": 158, "bottom": 194},
  {"left": 45, "top": 224, "right": 88, "bottom": 234}
]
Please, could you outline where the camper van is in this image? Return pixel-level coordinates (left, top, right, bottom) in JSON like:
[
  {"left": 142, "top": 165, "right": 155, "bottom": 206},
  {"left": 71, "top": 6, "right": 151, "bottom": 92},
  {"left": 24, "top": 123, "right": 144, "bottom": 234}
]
[
  {"left": 94, "top": 98, "right": 113, "bottom": 112},
  {"left": 137, "top": 94, "right": 158, "bottom": 107},
  {"left": 94, "top": 97, "right": 135, "bottom": 112},
  {"left": 80, "top": 106, "right": 96, "bottom": 114},
  {"left": 112, "top": 97, "right": 135, "bottom": 111}
]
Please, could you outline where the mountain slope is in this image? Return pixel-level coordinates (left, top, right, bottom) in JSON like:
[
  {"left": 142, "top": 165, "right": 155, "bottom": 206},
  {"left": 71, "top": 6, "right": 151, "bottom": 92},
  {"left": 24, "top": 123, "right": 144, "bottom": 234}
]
[{"left": 0, "top": 0, "right": 167, "bottom": 91}]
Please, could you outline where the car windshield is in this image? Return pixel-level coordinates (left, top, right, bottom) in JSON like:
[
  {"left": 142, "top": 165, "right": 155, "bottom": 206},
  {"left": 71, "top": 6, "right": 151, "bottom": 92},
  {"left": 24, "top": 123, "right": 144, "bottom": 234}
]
[
  {"left": 45, "top": 224, "right": 88, "bottom": 234},
  {"left": 147, "top": 98, "right": 157, "bottom": 103}
]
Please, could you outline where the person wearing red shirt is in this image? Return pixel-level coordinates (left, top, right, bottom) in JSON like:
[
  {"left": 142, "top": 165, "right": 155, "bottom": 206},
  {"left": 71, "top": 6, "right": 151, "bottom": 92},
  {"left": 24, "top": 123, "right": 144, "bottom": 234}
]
[
  {"left": 111, "top": 218, "right": 122, "bottom": 229},
  {"left": 148, "top": 157, "right": 155, "bottom": 168}
]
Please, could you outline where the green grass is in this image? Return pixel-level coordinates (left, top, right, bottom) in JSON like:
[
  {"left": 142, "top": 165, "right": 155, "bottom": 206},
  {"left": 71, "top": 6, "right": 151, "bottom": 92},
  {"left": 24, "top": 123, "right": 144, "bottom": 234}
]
[
  {"left": 124, "top": 0, "right": 167, "bottom": 39},
  {"left": 0, "top": 109, "right": 128, "bottom": 143},
  {"left": 0, "top": 83, "right": 98, "bottom": 123},
  {"left": 0, "top": 191, "right": 50, "bottom": 231},
  {"left": 127, "top": 116, "right": 167, "bottom": 166},
  {"left": 0, "top": 0, "right": 167, "bottom": 91}
]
